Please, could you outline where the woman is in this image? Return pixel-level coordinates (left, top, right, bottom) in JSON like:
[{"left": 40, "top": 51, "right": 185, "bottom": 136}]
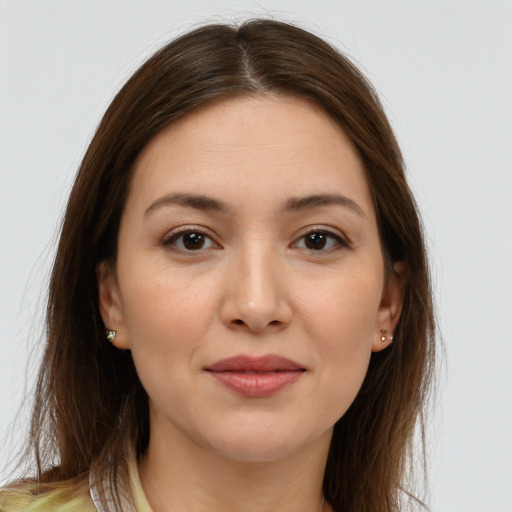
[{"left": 0, "top": 19, "right": 435, "bottom": 512}]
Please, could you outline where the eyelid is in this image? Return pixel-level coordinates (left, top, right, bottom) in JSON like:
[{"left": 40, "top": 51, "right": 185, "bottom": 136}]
[
  {"left": 160, "top": 224, "right": 350, "bottom": 254},
  {"left": 292, "top": 225, "right": 351, "bottom": 251},
  {"left": 162, "top": 225, "right": 221, "bottom": 253}
]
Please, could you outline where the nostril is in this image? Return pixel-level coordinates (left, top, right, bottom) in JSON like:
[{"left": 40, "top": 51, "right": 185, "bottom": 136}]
[{"left": 230, "top": 318, "right": 281, "bottom": 329}]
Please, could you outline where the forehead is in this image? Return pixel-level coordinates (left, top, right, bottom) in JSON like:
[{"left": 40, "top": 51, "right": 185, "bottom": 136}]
[{"left": 128, "top": 95, "right": 374, "bottom": 216}]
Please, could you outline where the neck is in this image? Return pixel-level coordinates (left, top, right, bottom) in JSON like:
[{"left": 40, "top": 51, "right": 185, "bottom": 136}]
[{"left": 138, "top": 425, "right": 333, "bottom": 512}]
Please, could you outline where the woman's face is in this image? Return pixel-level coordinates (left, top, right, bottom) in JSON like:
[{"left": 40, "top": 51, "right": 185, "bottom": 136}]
[{"left": 99, "top": 96, "right": 402, "bottom": 463}]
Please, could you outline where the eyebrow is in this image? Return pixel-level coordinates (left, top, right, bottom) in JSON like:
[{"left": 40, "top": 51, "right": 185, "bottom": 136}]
[
  {"left": 145, "top": 193, "right": 229, "bottom": 216},
  {"left": 144, "top": 192, "right": 365, "bottom": 217},
  {"left": 283, "top": 194, "right": 365, "bottom": 217}
]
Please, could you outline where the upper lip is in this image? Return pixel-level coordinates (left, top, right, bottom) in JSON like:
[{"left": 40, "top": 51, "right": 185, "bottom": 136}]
[{"left": 205, "top": 355, "right": 306, "bottom": 372}]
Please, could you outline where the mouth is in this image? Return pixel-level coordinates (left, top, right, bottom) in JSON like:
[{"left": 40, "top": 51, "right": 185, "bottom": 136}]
[{"left": 205, "top": 355, "right": 306, "bottom": 398}]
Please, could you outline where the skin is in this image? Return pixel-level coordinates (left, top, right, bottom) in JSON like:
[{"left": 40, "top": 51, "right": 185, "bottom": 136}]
[{"left": 99, "top": 95, "right": 404, "bottom": 512}]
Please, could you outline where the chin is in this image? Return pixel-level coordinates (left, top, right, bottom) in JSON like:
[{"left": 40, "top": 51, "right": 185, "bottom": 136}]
[{"left": 203, "top": 421, "right": 333, "bottom": 464}]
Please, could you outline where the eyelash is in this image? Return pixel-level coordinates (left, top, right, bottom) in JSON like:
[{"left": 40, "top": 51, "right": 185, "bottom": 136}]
[
  {"left": 293, "top": 228, "right": 349, "bottom": 253},
  {"left": 162, "top": 226, "right": 349, "bottom": 255},
  {"left": 162, "top": 226, "right": 218, "bottom": 253}
]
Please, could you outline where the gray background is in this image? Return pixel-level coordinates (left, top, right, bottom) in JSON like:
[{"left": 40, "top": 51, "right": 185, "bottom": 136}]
[{"left": 1, "top": 1, "right": 511, "bottom": 510}]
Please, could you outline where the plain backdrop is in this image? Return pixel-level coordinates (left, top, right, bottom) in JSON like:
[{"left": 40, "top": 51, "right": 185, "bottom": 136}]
[{"left": 1, "top": 1, "right": 511, "bottom": 511}]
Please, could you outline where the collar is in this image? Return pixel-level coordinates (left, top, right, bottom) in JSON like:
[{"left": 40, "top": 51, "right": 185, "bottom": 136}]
[{"left": 89, "top": 450, "right": 153, "bottom": 512}]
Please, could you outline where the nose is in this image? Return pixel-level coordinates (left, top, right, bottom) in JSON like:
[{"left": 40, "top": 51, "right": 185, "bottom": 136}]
[{"left": 220, "top": 244, "right": 292, "bottom": 334}]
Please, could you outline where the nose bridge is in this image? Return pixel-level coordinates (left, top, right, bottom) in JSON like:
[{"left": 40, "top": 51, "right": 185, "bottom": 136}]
[
  {"left": 223, "top": 236, "right": 290, "bottom": 331},
  {"left": 241, "top": 239, "right": 278, "bottom": 305}
]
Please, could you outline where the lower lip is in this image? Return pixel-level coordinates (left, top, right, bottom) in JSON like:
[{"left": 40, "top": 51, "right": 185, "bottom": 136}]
[{"left": 208, "top": 371, "right": 304, "bottom": 398}]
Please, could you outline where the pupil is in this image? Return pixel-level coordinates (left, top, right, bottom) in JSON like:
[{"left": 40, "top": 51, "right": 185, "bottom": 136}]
[
  {"left": 305, "top": 233, "right": 326, "bottom": 250},
  {"left": 183, "top": 233, "right": 205, "bottom": 250}
]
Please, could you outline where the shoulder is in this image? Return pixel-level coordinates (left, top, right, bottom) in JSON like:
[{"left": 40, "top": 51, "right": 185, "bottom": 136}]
[{"left": 0, "top": 483, "right": 94, "bottom": 512}]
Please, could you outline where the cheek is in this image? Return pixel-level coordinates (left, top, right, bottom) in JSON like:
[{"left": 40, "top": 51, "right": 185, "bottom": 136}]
[
  {"left": 303, "top": 266, "right": 383, "bottom": 346},
  {"left": 119, "top": 272, "right": 221, "bottom": 422},
  {"left": 118, "top": 264, "right": 219, "bottom": 369},
  {"left": 299, "top": 268, "right": 383, "bottom": 415}
]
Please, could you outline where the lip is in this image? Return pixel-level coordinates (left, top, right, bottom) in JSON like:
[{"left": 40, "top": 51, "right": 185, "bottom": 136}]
[{"left": 205, "top": 355, "right": 306, "bottom": 398}]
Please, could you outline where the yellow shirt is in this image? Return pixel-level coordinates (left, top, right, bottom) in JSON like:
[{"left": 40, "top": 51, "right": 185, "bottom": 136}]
[{"left": 0, "top": 453, "right": 152, "bottom": 512}]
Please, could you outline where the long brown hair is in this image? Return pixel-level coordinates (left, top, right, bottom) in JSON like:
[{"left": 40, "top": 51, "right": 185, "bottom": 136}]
[{"left": 20, "top": 19, "right": 435, "bottom": 511}]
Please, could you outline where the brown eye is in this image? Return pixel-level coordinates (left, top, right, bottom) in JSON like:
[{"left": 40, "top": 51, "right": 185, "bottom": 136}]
[
  {"left": 295, "top": 230, "right": 346, "bottom": 252},
  {"left": 182, "top": 232, "right": 206, "bottom": 250},
  {"left": 304, "top": 233, "right": 328, "bottom": 250},
  {"left": 164, "top": 230, "right": 218, "bottom": 253}
]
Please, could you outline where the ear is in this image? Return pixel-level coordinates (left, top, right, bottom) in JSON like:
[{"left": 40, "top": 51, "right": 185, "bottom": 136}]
[
  {"left": 97, "top": 261, "right": 130, "bottom": 350},
  {"left": 372, "top": 261, "right": 407, "bottom": 352}
]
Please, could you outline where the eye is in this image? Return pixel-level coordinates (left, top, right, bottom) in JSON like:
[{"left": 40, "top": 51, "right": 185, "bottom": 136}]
[
  {"left": 163, "top": 228, "right": 219, "bottom": 253},
  {"left": 294, "top": 230, "right": 348, "bottom": 252}
]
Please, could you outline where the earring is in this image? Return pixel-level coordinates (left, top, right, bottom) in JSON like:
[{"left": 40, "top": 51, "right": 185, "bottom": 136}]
[
  {"left": 106, "top": 329, "right": 117, "bottom": 343},
  {"left": 380, "top": 329, "right": 393, "bottom": 342}
]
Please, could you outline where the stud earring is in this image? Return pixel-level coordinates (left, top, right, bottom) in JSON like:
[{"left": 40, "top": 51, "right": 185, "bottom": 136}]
[
  {"left": 380, "top": 328, "right": 394, "bottom": 342},
  {"left": 106, "top": 329, "right": 117, "bottom": 343}
]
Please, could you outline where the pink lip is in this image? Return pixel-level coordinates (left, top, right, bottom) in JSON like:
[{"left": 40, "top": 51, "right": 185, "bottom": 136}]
[{"left": 205, "top": 355, "right": 306, "bottom": 398}]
